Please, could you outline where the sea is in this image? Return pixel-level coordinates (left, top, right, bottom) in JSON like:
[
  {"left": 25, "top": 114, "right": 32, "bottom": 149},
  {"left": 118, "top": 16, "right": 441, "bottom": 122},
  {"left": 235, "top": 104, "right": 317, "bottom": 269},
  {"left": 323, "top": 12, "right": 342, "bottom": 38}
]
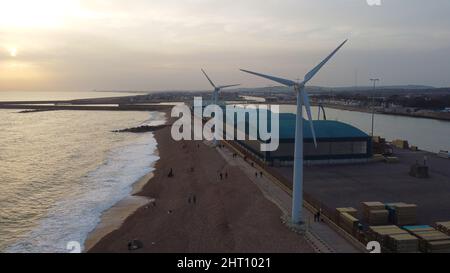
[
  {"left": 0, "top": 91, "right": 165, "bottom": 252},
  {"left": 281, "top": 105, "right": 450, "bottom": 153}
]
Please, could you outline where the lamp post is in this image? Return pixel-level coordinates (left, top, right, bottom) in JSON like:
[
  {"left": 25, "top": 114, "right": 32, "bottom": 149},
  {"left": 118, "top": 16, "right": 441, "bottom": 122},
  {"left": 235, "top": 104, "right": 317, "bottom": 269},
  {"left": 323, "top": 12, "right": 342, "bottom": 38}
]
[{"left": 370, "top": 78, "right": 380, "bottom": 137}]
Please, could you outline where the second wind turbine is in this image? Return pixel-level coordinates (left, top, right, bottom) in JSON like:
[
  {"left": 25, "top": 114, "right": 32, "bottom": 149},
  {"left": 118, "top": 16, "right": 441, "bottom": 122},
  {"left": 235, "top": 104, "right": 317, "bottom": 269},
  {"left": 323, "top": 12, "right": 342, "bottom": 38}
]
[{"left": 201, "top": 69, "right": 240, "bottom": 146}]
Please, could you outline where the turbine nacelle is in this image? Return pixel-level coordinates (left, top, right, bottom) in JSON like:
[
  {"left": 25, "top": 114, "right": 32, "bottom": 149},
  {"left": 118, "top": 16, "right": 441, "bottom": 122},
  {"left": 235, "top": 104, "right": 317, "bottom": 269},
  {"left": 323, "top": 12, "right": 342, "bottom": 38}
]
[{"left": 294, "top": 82, "right": 306, "bottom": 90}]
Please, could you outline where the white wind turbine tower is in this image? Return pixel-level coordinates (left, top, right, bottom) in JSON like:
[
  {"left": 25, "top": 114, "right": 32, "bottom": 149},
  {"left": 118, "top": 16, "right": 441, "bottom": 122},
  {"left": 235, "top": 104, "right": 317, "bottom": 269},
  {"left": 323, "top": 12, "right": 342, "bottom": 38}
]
[
  {"left": 201, "top": 69, "right": 240, "bottom": 146},
  {"left": 240, "top": 40, "right": 348, "bottom": 224}
]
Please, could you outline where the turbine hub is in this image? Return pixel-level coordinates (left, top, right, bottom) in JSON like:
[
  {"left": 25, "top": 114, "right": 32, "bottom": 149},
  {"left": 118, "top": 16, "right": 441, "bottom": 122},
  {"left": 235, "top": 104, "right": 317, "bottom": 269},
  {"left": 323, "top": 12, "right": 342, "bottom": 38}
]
[{"left": 294, "top": 83, "right": 304, "bottom": 92}]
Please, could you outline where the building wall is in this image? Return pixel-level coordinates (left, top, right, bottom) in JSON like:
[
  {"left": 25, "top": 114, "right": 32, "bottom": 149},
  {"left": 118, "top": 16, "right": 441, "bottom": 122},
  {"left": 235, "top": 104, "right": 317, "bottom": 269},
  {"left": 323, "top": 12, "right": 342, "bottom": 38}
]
[
  {"left": 235, "top": 139, "right": 268, "bottom": 161},
  {"left": 235, "top": 137, "right": 371, "bottom": 164},
  {"left": 270, "top": 139, "right": 370, "bottom": 161}
]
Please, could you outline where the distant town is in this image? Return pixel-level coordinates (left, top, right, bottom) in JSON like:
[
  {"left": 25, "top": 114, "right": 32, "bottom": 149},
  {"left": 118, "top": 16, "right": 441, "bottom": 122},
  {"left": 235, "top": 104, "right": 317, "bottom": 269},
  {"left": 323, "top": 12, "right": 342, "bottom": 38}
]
[
  {"left": 2, "top": 86, "right": 449, "bottom": 122},
  {"left": 89, "top": 85, "right": 450, "bottom": 121}
]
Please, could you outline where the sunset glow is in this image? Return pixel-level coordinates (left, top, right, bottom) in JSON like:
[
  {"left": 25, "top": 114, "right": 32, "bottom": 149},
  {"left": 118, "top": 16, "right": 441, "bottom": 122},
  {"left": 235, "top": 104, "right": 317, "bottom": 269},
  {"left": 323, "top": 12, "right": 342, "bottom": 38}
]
[
  {"left": 0, "top": 0, "right": 449, "bottom": 91},
  {"left": 9, "top": 48, "right": 17, "bottom": 57}
]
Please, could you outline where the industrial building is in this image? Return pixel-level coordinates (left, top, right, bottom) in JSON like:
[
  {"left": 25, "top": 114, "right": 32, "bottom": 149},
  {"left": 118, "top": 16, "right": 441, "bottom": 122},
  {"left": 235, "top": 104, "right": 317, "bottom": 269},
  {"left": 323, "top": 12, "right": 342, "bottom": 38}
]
[{"left": 229, "top": 110, "right": 373, "bottom": 165}]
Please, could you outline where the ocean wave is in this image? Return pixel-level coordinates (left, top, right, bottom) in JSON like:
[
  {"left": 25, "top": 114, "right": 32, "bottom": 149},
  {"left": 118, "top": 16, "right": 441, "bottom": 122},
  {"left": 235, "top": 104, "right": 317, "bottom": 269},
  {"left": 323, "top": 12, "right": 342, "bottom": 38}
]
[{"left": 6, "top": 132, "right": 160, "bottom": 253}]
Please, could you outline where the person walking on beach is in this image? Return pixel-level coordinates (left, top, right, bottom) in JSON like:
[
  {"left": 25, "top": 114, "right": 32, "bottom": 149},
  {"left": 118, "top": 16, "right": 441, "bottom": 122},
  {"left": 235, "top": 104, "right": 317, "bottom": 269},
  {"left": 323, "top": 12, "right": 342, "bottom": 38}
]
[
  {"left": 314, "top": 211, "right": 321, "bottom": 222},
  {"left": 260, "top": 171, "right": 263, "bottom": 178},
  {"left": 225, "top": 172, "right": 228, "bottom": 179},
  {"left": 188, "top": 194, "right": 197, "bottom": 205},
  {"left": 317, "top": 208, "right": 322, "bottom": 222},
  {"left": 219, "top": 173, "right": 223, "bottom": 180},
  {"left": 168, "top": 168, "right": 174, "bottom": 178}
]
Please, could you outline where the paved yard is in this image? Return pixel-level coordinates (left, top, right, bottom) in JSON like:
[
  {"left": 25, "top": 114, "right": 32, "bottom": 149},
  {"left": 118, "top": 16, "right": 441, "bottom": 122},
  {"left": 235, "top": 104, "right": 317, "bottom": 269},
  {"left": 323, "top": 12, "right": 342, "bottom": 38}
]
[{"left": 276, "top": 148, "right": 450, "bottom": 225}]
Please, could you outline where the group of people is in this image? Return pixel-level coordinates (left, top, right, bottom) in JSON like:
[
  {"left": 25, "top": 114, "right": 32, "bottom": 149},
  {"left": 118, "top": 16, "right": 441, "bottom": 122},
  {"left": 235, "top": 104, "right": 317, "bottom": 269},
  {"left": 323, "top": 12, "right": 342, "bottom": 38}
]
[
  {"left": 219, "top": 171, "right": 228, "bottom": 180},
  {"left": 254, "top": 171, "right": 263, "bottom": 178}
]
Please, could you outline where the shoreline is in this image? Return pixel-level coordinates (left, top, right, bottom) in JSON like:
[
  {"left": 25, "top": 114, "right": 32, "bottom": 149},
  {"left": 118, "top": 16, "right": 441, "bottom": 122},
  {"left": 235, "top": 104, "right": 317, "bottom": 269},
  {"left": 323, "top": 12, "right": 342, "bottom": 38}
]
[
  {"left": 83, "top": 113, "right": 166, "bottom": 252},
  {"left": 83, "top": 173, "right": 156, "bottom": 252}
]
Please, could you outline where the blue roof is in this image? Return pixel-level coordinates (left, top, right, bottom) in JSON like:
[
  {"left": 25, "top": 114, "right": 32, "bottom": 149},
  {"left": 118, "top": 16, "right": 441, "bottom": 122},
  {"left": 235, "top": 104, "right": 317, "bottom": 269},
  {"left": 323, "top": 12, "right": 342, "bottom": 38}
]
[
  {"left": 226, "top": 110, "right": 369, "bottom": 140},
  {"left": 278, "top": 113, "right": 369, "bottom": 139}
]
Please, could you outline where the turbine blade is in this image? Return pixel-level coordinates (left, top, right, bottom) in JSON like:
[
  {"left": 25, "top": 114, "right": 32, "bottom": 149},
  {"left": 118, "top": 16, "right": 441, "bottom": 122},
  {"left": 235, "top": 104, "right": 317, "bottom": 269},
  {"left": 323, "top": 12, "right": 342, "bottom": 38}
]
[
  {"left": 218, "top": 84, "right": 240, "bottom": 89},
  {"left": 201, "top": 69, "right": 216, "bottom": 88},
  {"left": 302, "top": 90, "right": 318, "bottom": 148},
  {"left": 303, "top": 39, "right": 348, "bottom": 84},
  {"left": 240, "top": 69, "right": 296, "bottom": 87}
]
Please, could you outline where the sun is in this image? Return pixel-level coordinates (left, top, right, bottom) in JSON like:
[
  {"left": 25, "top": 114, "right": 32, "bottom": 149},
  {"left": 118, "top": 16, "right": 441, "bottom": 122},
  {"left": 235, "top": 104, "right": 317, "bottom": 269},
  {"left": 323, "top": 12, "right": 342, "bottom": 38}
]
[{"left": 9, "top": 48, "right": 18, "bottom": 57}]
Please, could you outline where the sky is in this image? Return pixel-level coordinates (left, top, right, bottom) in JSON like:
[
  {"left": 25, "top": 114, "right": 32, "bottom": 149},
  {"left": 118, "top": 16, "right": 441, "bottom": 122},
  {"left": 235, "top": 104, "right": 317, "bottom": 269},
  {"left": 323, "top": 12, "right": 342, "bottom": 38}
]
[{"left": 1, "top": 0, "right": 450, "bottom": 92}]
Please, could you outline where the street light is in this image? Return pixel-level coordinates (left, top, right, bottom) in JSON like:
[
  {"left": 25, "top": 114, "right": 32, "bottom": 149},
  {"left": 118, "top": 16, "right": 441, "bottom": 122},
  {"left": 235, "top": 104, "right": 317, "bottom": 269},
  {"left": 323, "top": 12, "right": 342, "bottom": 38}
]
[{"left": 370, "top": 78, "right": 380, "bottom": 137}]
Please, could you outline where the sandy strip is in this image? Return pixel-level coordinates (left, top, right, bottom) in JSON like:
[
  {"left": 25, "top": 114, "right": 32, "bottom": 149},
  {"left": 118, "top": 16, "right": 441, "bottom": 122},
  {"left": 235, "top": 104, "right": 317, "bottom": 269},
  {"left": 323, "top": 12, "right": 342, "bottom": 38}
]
[
  {"left": 84, "top": 130, "right": 161, "bottom": 252},
  {"left": 84, "top": 172, "right": 157, "bottom": 252},
  {"left": 84, "top": 195, "right": 151, "bottom": 252}
]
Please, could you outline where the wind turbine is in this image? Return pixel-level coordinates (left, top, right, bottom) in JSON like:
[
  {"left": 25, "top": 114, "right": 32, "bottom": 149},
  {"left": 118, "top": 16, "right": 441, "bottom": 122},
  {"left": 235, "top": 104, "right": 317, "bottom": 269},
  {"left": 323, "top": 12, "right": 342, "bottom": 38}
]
[
  {"left": 240, "top": 40, "right": 347, "bottom": 224},
  {"left": 201, "top": 69, "right": 240, "bottom": 146}
]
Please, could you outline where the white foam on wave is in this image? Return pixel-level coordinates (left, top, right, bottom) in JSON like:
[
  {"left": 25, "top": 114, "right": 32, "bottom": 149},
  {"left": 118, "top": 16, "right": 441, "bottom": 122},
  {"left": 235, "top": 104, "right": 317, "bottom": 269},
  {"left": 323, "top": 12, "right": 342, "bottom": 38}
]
[{"left": 6, "top": 121, "right": 163, "bottom": 253}]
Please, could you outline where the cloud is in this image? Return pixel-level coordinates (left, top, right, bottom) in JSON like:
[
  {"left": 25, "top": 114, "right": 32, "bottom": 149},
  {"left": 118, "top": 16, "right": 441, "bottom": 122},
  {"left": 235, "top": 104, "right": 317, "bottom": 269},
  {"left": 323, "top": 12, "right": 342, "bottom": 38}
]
[{"left": 1, "top": 0, "right": 450, "bottom": 91}]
